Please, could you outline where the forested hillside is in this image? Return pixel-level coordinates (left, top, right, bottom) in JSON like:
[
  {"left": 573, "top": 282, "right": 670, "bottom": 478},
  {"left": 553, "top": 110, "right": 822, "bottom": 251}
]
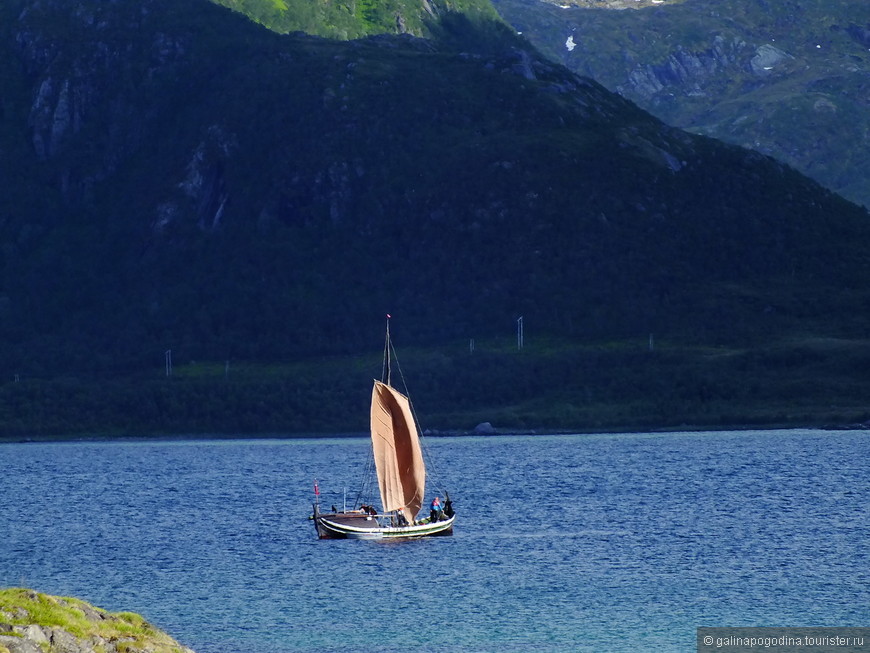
[{"left": 0, "top": 0, "right": 868, "bottom": 435}]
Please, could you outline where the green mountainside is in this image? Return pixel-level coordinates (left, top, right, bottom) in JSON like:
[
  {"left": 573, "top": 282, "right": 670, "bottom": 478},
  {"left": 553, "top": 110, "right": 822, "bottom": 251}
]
[
  {"left": 212, "top": 0, "right": 502, "bottom": 39},
  {"left": 0, "top": 0, "right": 868, "bottom": 436},
  {"left": 492, "top": 0, "right": 870, "bottom": 208}
]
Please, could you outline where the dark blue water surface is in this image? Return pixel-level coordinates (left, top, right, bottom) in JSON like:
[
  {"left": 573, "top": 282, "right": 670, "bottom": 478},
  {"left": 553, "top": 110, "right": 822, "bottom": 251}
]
[{"left": 2, "top": 430, "right": 869, "bottom": 652}]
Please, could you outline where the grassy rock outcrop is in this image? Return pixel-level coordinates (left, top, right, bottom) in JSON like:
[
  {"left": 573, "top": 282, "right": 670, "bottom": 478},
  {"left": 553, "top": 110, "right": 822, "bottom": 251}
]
[{"left": 0, "top": 589, "right": 194, "bottom": 653}]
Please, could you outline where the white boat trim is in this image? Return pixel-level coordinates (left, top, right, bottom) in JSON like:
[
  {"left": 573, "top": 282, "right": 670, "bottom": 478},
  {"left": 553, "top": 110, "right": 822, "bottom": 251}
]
[{"left": 318, "top": 513, "right": 455, "bottom": 540}]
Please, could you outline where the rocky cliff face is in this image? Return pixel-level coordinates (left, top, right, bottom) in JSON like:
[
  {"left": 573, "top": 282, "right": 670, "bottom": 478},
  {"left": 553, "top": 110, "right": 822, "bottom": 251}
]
[
  {"left": 0, "top": 589, "right": 194, "bottom": 653},
  {"left": 541, "top": 0, "right": 686, "bottom": 8},
  {"left": 13, "top": 0, "right": 192, "bottom": 203},
  {"left": 618, "top": 37, "right": 795, "bottom": 99}
]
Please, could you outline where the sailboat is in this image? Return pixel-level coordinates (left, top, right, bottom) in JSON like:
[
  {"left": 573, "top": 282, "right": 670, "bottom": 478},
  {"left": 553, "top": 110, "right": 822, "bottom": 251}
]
[{"left": 311, "top": 317, "right": 456, "bottom": 540}]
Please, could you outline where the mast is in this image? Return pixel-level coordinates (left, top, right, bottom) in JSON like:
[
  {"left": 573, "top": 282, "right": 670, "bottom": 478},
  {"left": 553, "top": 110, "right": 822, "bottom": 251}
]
[{"left": 383, "top": 314, "right": 391, "bottom": 386}]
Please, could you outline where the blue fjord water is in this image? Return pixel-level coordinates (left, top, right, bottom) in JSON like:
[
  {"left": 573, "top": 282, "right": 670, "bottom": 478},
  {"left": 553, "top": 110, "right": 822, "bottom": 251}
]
[{"left": 2, "top": 430, "right": 869, "bottom": 652}]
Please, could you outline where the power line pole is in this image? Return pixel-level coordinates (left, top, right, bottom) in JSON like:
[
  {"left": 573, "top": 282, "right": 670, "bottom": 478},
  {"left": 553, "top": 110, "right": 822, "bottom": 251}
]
[
  {"left": 165, "top": 349, "right": 172, "bottom": 377},
  {"left": 517, "top": 316, "right": 524, "bottom": 351}
]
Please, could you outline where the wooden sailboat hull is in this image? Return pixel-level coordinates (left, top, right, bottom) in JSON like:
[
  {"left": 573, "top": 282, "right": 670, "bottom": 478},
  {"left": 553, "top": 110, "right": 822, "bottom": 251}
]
[
  {"left": 311, "top": 320, "right": 457, "bottom": 541},
  {"left": 313, "top": 507, "right": 455, "bottom": 540}
]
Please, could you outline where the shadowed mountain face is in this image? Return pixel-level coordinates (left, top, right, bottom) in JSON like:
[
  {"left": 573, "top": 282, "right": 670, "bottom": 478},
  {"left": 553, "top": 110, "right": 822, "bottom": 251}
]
[
  {"left": 493, "top": 0, "right": 870, "bottom": 208},
  {"left": 0, "top": 0, "right": 867, "bottom": 384}
]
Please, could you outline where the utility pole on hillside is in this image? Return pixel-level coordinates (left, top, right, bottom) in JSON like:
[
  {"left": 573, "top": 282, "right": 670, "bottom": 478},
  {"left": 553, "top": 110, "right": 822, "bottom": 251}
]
[
  {"left": 517, "top": 316, "right": 524, "bottom": 351},
  {"left": 165, "top": 349, "right": 172, "bottom": 377}
]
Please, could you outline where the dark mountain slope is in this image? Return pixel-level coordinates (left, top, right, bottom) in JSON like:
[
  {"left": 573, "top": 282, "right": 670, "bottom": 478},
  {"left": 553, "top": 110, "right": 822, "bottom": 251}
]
[{"left": 0, "top": 0, "right": 868, "bottom": 433}]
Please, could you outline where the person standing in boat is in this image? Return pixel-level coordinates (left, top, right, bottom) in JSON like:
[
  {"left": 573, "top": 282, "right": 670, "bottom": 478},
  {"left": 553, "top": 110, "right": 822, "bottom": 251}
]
[
  {"left": 430, "top": 496, "right": 443, "bottom": 522},
  {"left": 396, "top": 507, "right": 409, "bottom": 526}
]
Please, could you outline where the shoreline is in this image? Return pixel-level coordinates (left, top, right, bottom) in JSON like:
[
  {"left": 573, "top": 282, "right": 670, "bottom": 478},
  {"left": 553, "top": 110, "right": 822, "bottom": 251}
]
[{"left": 1, "top": 420, "right": 867, "bottom": 445}]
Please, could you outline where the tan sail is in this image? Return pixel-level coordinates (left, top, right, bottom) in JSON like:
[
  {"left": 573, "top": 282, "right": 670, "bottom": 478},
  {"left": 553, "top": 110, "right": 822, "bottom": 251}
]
[{"left": 370, "top": 380, "right": 426, "bottom": 520}]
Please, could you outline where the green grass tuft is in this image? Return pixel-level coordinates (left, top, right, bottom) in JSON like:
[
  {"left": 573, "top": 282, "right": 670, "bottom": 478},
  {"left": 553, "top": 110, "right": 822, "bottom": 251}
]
[{"left": 0, "top": 589, "right": 189, "bottom": 653}]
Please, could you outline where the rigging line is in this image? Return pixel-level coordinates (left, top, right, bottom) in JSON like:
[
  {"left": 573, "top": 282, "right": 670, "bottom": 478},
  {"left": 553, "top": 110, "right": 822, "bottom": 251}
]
[
  {"left": 382, "top": 315, "right": 392, "bottom": 385},
  {"left": 353, "top": 449, "right": 376, "bottom": 509},
  {"left": 363, "top": 445, "right": 376, "bottom": 503},
  {"left": 389, "top": 338, "right": 449, "bottom": 495},
  {"left": 421, "top": 434, "right": 448, "bottom": 496}
]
